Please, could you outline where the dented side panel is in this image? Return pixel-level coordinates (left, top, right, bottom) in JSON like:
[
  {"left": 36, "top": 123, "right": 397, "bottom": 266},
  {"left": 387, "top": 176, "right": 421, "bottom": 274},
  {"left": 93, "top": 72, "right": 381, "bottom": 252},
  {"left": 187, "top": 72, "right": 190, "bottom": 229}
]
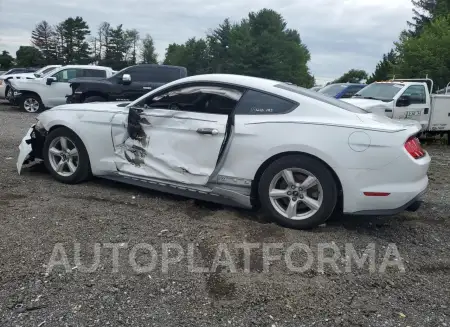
[{"left": 111, "top": 108, "right": 228, "bottom": 185}]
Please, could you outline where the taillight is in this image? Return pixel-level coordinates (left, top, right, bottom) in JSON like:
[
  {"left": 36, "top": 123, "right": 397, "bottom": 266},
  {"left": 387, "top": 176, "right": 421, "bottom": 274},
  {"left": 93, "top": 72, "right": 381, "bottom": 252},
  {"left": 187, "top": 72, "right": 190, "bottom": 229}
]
[{"left": 404, "top": 136, "right": 425, "bottom": 159}]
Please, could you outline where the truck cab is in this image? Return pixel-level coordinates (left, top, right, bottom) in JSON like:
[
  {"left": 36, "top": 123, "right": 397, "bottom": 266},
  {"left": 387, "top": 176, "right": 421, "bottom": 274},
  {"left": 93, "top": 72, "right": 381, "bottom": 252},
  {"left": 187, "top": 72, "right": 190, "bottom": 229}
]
[{"left": 342, "top": 80, "right": 432, "bottom": 130}]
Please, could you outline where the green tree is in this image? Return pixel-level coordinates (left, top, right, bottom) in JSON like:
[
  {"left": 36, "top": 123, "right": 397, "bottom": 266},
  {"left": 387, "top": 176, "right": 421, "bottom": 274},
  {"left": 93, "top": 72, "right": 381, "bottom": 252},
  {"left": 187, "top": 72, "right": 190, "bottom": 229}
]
[
  {"left": 31, "top": 20, "right": 57, "bottom": 63},
  {"left": 15, "top": 46, "right": 43, "bottom": 67},
  {"left": 395, "top": 14, "right": 450, "bottom": 89},
  {"left": 126, "top": 29, "right": 140, "bottom": 64},
  {"left": 332, "top": 69, "right": 368, "bottom": 83},
  {"left": 163, "top": 38, "right": 210, "bottom": 74},
  {"left": 227, "top": 9, "right": 314, "bottom": 86},
  {"left": 206, "top": 18, "right": 233, "bottom": 73},
  {"left": 101, "top": 24, "right": 130, "bottom": 69},
  {"left": 59, "top": 16, "right": 91, "bottom": 64},
  {"left": 407, "top": 0, "right": 450, "bottom": 36},
  {"left": 366, "top": 50, "right": 397, "bottom": 83},
  {"left": 140, "top": 34, "right": 158, "bottom": 64},
  {"left": 0, "top": 50, "right": 14, "bottom": 69}
]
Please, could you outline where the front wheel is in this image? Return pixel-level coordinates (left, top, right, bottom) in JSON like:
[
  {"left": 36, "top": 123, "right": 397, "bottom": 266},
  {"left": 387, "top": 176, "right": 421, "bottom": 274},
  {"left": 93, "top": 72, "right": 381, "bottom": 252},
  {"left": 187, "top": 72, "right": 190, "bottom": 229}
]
[
  {"left": 43, "top": 128, "right": 91, "bottom": 184},
  {"left": 20, "top": 94, "right": 44, "bottom": 113},
  {"left": 5, "top": 86, "right": 14, "bottom": 103},
  {"left": 258, "top": 154, "right": 338, "bottom": 229}
]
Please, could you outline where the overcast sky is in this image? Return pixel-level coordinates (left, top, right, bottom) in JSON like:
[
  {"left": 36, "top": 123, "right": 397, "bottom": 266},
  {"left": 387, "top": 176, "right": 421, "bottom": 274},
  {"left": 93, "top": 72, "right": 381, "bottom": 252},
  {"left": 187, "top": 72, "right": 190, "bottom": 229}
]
[{"left": 1, "top": 0, "right": 414, "bottom": 84}]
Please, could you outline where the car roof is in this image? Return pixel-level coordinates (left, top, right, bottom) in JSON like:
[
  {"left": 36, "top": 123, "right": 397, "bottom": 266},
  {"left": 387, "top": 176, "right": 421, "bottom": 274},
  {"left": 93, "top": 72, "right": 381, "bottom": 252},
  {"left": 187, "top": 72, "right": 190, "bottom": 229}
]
[{"left": 60, "top": 65, "right": 112, "bottom": 70}]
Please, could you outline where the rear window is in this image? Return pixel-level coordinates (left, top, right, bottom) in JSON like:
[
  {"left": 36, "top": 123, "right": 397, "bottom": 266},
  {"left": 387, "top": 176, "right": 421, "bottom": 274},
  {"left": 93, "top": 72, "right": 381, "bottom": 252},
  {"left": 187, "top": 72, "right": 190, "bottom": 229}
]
[
  {"left": 84, "top": 69, "right": 106, "bottom": 78},
  {"left": 318, "top": 84, "right": 347, "bottom": 97},
  {"left": 144, "top": 67, "right": 184, "bottom": 83},
  {"left": 275, "top": 83, "right": 368, "bottom": 114}
]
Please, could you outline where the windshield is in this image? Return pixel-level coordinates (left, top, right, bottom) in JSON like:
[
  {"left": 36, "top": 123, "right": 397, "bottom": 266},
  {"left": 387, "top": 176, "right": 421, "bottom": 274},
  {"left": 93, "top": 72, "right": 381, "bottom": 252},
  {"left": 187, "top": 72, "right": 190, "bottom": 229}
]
[
  {"left": 318, "top": 84, "right": 347, "bottom": 97},
  {"left": 353, "top": 83, "right": 404, "bottom": 101},
  {"left": 35, "top": 66, "right": 58, "bottom": 78},
  {"left": 275, "top": 83, "right": 368, "bottom": 113}
]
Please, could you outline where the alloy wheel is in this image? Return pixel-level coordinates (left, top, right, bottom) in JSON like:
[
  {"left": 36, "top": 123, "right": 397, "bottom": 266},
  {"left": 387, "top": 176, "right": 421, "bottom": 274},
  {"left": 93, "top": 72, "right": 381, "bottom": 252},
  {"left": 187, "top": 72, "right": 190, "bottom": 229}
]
[
  {"left": 48, "top": 136, "right": 79, "bottom": 177},
  {"left": 23, "top": 98, "right": 40, "bottom": 113},
  {"left": 268, "top": 168, "right": 323, "bottom": 220}
]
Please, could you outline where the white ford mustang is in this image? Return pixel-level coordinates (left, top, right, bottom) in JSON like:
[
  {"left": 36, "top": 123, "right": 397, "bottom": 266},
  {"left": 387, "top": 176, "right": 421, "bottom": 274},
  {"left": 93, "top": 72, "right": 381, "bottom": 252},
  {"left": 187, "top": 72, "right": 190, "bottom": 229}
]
[{"left": 17, "top": 74, "right": 430, "bottom": 229}]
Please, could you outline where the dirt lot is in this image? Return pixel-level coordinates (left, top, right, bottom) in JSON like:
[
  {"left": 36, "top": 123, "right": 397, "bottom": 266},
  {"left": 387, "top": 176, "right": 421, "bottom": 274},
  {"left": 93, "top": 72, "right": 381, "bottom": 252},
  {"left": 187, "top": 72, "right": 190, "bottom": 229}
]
[{"left": 0, "top": 102, "right": 449, "bottom": 327}]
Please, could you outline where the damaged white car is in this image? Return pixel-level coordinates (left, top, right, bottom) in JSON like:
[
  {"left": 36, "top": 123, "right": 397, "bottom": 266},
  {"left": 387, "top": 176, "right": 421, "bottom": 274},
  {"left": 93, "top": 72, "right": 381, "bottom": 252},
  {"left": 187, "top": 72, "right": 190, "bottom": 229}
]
[{"left": 17, "top": 74, "right": 430, "bottom": 229}]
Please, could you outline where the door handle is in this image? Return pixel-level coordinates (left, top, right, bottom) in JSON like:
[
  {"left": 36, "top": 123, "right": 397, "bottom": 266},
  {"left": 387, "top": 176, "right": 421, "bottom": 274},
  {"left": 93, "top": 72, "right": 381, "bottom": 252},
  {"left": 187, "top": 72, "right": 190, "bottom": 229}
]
[
  {"left": 197, "top": 128, "right": 219, "bottom": 135},
  {"left": 143, "top": 87, "right": 152, "bottom": 90},
  {"left": 385, "top": 109, "right": 392, "bottom": 112}
]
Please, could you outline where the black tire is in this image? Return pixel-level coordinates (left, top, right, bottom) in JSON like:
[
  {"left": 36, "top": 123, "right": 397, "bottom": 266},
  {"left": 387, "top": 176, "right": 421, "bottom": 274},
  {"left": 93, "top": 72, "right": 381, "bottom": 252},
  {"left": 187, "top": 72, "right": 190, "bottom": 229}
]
[
  {"left": 19, "top": 93, "right": 44, "bottom": 113},
  {"left": 43, "top": 127, "right": 91, "bottom": 184},
  {"left": 258, "top": 154, "right": 338, "bottom": 229},
  {"left": 5, "top": 86, "right": 13, "bottom": 104},
  {"left": 84, "top": 96, "right": 106, "bottom": 103}
]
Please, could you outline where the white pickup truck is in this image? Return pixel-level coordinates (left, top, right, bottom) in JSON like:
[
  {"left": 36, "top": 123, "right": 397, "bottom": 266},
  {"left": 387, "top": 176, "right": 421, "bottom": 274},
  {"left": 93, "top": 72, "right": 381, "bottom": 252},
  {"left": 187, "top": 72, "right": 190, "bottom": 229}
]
[
  {"left": 342, "top": 78, "right": 450, "bottom": 139},
  {"left": 8, "top": 65, "right": 115, "bottom": 113}
]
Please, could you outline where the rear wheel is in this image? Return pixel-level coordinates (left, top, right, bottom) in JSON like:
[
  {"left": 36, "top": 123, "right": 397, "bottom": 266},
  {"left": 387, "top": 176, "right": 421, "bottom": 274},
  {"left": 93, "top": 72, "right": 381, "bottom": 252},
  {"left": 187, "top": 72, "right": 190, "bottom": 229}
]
[
  {"left": 20, "top": 94, "right": 44, "bottom": 113},
  {"left": 258, "top": 154, "right": 338, "bottom": 229},
  {"left": 84, "top": 96, "right": 106, "bottom": 103},
  {"left": 43, "top": 128, "right": 91, "bottom": 184}
]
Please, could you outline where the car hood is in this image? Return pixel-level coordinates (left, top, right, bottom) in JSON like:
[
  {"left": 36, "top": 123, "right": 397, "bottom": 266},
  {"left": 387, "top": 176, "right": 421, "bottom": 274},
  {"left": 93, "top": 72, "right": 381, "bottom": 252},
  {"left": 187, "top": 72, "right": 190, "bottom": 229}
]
[{"left": 48, "top": 102, "right": 130, "bottom": 113}]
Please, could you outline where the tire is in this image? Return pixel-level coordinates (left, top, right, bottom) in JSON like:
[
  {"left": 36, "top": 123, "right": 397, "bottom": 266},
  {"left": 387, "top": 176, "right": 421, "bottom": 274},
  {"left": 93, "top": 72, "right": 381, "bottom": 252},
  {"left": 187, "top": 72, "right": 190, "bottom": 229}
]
[
  {"left": 5, "top": 86, "right": 13, "bottom": 104},
  {"left": 84, "top": 96, "right": 106, "bottom": 103},
  {"left": 258, "top": 154, "right": 338, "bottom": 229},
  {"left": 43, "top": 127, "right": 91, "bottom": 184},
  {"left": 20, "top": 94, "right": 44, "bottom": 113}
]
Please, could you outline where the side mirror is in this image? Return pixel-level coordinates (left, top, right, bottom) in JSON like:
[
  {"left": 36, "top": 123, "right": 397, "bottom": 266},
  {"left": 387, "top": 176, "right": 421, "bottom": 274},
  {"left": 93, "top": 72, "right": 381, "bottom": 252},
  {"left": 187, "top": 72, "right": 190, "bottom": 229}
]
[
  {"left": 396, "top": 95, "right": 411, "bottom": 107},
  {"left": 122, "top": 74, "right": 131, "bottom": 85},
  {"left": 46, "top": 77, "right": 56, "bottom": 85}
]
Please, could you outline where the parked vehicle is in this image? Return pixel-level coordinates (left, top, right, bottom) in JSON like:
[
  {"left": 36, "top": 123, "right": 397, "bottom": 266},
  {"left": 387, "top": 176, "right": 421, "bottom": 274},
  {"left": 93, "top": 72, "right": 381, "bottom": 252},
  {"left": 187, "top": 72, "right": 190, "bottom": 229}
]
[
  {"left": 8, "top": 65, "right": 115, "bottom": 113},
  {"left": 2, "top": 67, "right": 37, "bottom": 75},
  {"left": 342, "top": 78, "right": 450, "bottom": 138},
  {"left": 66, "top": 64, "right": 188, "bottom": 104},
  {"left": 318, "top": 83, "right": 366, "bottom": 99},
  {"left": 0, "top": 65, "right": 61, "bottom": 103},
  {"left": 17, "top": 74, "right": 429, "bottom": 229}
]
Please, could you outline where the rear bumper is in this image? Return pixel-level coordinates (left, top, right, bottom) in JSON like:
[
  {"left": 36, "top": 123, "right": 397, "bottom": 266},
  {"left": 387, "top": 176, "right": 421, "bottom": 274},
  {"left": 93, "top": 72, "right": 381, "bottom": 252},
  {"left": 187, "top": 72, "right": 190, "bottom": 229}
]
[
  {"left": 348, "top": 189, "right": 426, "bottom": 215},
  {"left": 340, "top": 150, "right": 430, "bottom": 215}
]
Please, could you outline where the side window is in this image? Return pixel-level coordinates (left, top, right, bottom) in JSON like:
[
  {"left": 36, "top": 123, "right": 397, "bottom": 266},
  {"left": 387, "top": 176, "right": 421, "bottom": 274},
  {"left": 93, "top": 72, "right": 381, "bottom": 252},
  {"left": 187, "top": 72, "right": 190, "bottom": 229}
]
[
  {"left": 42, "top": 67, "right": 56, "bottom": 74},
  {"left": 139, "top": 85, "right": 242, "bottom": 115},
  {"left": 52, "top": 69, "right": 83, "bottom": 82},
  {"left": 401, "top": 85, "right": 426, "bottom": 104},
  {"left": 234, "top": 89, "right": 297, "bottom": 115},
  {"left": 123, "top": 67, "right": 145, "bottom": 82},
  {"left": 83, "top": 69, "right": 106, "bottom": 78}
]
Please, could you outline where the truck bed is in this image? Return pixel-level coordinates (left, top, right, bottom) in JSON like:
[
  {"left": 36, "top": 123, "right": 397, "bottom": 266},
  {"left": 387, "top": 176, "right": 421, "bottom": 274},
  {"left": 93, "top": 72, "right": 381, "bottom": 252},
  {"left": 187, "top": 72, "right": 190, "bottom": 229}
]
[{"left": 428, "top": 94, "right": 450, "bottom": 132}]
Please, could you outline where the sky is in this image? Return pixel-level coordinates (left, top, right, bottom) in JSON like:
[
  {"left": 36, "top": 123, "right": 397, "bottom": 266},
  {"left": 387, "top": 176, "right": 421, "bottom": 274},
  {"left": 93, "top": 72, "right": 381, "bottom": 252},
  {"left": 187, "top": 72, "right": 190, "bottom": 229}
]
[{"left": 0, "top": 0, "right": 414, "bottom": 85}]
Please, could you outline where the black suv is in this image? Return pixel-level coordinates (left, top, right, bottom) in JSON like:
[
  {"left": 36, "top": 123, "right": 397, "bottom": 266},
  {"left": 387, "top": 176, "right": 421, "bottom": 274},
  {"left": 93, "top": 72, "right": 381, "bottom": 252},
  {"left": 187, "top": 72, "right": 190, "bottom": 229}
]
[{"left": 67, "top": 64, "right": 188, "bottom": 103}]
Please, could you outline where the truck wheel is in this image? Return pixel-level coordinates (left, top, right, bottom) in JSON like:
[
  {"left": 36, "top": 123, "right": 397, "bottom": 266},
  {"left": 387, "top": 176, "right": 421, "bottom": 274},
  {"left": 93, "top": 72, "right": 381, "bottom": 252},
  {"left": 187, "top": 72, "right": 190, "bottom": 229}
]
[
  {"left": 20, "top": 94, "right": 44, "bottom": 113},
  {"left": 84, "top": 96, "right": 106, "bottom": 103}
]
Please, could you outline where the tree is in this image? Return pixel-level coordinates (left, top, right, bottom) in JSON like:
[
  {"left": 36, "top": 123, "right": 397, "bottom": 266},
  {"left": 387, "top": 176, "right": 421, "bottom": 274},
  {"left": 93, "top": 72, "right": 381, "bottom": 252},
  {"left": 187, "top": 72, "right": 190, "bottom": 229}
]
[
  {"left": 227, "top": 9, "right": 314, "bottom": 86},
  {"left": 366, "top": 50, "right": 397, "bottom": 83},
  {"left": 58, "top": 16, "right": 91, "bottom": 64},
  {"left": 15, "top": 46, "right": 43, "bottom": 67},
  {"left": 407, "top": 0, "right": 450, "bottom": 36},
  {"left": 206, "top": 18, "right": 232, "bottom": 73},
  {"left": 126, "top": 29, "right": 140, "bottom": 64},
  {"left": 0, "top": 50, "right": 14, "bottom": 69},
  {"left": 31, "top": 20, "right": 57, "bottom": 63},
  {"left": 332, "top": 69, "right": 368, "bottom": 83},
  {"left": 100, "top": 24, "right": 131, "bottom": 69},
  {"left": 163, "top": 38, "right": 210, "bottom": 74},
  {"left": 395, "top": 14, "right": 450, "bottom": 89},
  {"left": 140, "top": 34, "right": 158, "bottom": 64}
]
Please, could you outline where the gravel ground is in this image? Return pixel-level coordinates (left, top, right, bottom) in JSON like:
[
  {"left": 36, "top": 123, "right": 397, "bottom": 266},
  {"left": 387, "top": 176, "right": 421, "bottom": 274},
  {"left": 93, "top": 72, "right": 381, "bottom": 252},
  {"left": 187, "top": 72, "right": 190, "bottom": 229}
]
[{"left": 0, "top": 102, "right": 449, "bottom": 327}]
